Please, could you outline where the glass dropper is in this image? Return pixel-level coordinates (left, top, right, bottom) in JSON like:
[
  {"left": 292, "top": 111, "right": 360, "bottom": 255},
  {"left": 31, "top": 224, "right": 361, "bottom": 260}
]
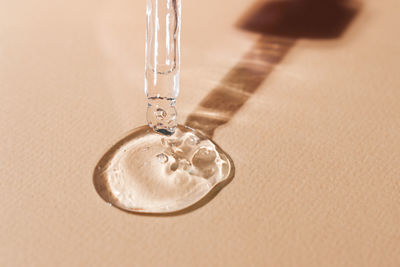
[{"left": 145, "top": 0, "right": 181, "bottom": 135}]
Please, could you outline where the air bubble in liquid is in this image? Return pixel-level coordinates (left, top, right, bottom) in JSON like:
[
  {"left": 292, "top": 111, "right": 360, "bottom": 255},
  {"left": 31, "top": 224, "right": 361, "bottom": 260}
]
[{"left": 157, "top": 153, "right": 168, "bottom": 164}]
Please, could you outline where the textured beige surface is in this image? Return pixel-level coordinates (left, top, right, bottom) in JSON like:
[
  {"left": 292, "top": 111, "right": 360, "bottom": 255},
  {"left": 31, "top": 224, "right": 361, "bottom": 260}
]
[{"left": 1, "top": 0, "right": 400, "bottom": 266}]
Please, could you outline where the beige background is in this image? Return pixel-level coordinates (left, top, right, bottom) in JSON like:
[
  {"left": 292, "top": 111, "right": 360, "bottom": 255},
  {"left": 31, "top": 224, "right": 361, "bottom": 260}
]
[{"left": 1, "top": 0, "right": 400, "bottom": 266}]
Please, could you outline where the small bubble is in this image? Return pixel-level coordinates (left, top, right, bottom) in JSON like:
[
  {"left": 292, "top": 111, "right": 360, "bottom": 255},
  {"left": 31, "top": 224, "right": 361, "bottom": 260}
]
[
  {"left": 155, "top": 108, "right": 167, "bottom": 120},
  {"left": 192, "top": 147, "right": 217, "bottom": 169},
  {"left": 170, "top": 160, "right": 179, "bottom": 171},
  {"left": 156, "top": 153, "right": 168, "bottom": 164},
  {"left": 187, "top": 136, "right": 200, "bottom": 145},
  {"left": 179, "top": 159, "right": 191, "bottom": 171}
]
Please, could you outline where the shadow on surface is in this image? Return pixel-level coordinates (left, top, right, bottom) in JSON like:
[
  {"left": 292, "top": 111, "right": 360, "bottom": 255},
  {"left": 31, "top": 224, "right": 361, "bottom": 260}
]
[
  {"left": 186, "top": 36, "right": 295, "bottom": 137},
  {"left": 186, "top": 0, "right": 360, "bottom": 137}
]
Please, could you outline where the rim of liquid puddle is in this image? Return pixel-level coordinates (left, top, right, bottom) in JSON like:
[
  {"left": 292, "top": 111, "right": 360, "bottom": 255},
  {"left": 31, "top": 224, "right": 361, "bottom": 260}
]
[{"left": 93, "top": 125, "right": 234, "bottom": 215}]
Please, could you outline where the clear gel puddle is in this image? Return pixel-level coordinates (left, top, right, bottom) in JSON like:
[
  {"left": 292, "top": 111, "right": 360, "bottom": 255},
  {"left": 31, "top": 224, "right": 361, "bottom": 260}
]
[{"left": 93, "top": 125, "right": 233, "bottom": 214}]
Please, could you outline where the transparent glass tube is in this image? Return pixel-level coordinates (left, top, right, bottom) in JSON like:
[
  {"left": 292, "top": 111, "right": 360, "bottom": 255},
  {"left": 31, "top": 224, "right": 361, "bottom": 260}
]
[{"left": 145, "top": 0, "right": 181, "bottom": 135}]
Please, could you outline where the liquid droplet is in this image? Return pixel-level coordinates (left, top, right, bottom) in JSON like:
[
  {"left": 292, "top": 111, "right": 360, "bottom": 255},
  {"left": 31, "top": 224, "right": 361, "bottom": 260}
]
[
  {"left": 156, "top": 153, "right": 168, "bottom": 163},
  {"left": 93, "top": 125, "right": 234, "bottom": 214},
  {"left": 147, "top": 97, "right": 177, "bottom": 135}
]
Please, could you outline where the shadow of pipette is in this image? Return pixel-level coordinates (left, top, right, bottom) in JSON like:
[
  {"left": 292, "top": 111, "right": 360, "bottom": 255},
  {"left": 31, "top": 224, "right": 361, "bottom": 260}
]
[{"left": 186, "top": 0, "right": 361, "bottom": 138}]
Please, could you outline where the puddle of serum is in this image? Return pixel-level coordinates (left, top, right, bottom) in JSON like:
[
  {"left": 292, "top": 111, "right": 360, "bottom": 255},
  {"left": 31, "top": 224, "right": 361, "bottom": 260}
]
[{"left": 93, "top": 125, "right": 233, "bottom": 214}]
